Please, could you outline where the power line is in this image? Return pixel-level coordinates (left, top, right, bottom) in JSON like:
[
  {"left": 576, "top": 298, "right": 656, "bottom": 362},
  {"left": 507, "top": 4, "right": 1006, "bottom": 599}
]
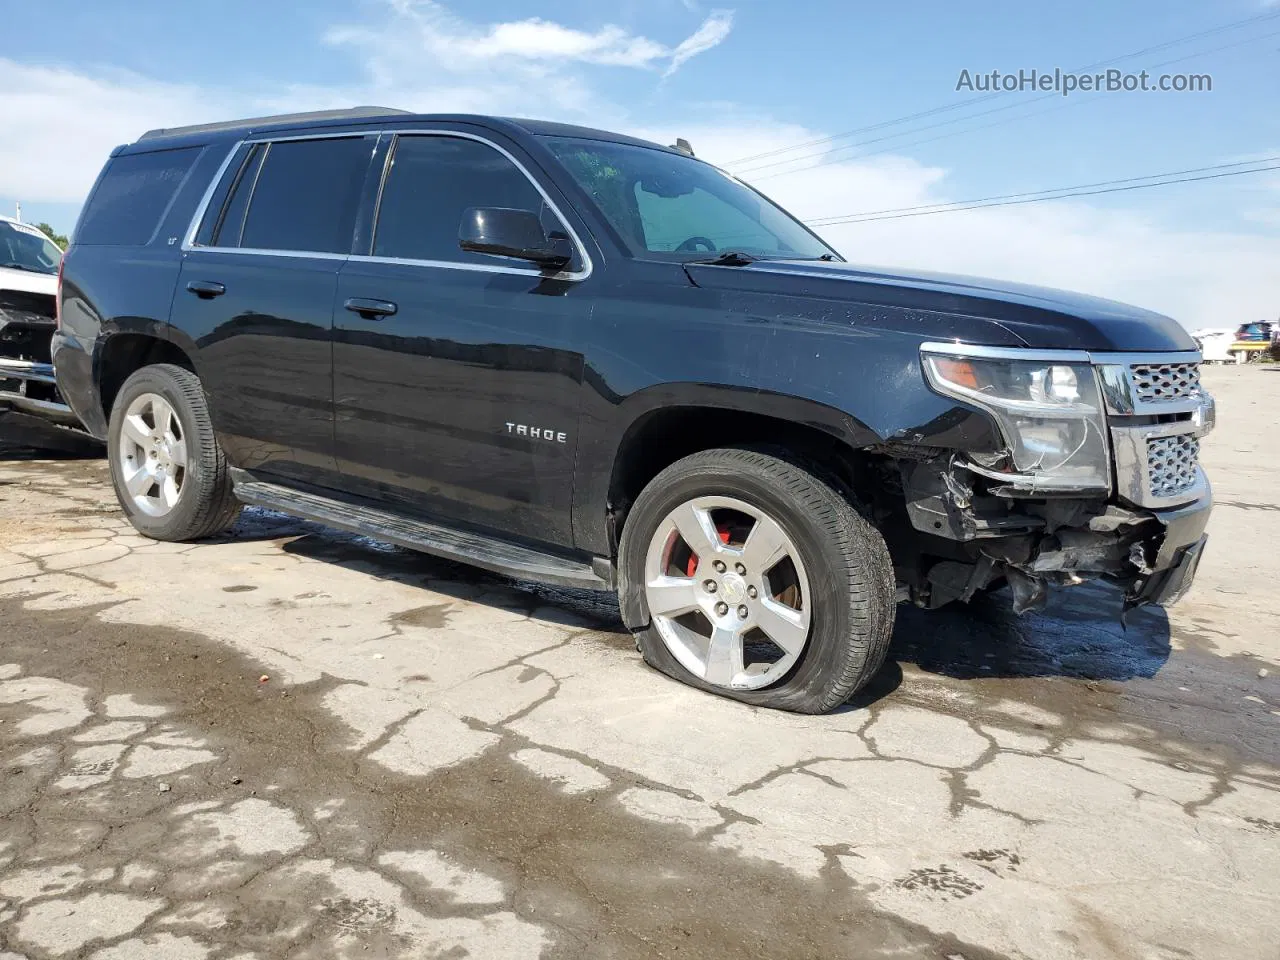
[
  {"left": 735, "top": 25, "right": 1280, "bottom": 181},
  {"left": 724, "top": 9, "right": 1280, "bottom": 168},
  {"left": 805, "top": 157, "right": 1280, "bottom": 224},
  {"left": 803, "top": 160, "right": 1280, "bottom": 228}
]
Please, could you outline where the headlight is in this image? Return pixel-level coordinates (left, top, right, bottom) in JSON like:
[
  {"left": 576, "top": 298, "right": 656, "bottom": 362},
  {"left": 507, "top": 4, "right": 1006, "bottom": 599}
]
[{"left": 921, "top": 347, "right": 1111, "bottom": 493}]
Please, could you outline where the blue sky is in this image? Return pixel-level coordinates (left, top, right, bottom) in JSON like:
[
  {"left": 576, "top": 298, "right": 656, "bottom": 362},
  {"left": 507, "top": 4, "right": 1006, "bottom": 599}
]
[{"left": 3, "top": 0, "right": 1277, "bottom": 327}]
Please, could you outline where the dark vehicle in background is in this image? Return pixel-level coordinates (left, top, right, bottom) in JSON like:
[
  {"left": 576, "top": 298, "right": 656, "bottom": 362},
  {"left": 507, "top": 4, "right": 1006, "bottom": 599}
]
[
  {"left": 53, "top": 108, "right": 1215, "bottom": 713},
  {"left": 0, "top": 216, "right": 89, "bottom": 448}
]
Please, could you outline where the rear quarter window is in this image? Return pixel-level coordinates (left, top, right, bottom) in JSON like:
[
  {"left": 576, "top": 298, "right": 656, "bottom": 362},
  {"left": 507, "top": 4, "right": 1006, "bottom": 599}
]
[{"left": 76, "top": 146, "right": 202, "bottom": 246}]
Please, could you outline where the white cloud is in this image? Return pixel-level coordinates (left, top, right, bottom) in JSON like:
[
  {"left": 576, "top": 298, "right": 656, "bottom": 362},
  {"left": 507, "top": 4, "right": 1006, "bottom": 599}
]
[
  {"left": 325, "top": 0, "right": 730, "bottom": 76},
  {"left": 665, "top": 11, "right": 735, "bottom": 77},
  {"left": 0, "top": 59, "right": 222, "bottom": 204},
  {"left": 0, "top": 1, "right": 730, "bottom": 205}
]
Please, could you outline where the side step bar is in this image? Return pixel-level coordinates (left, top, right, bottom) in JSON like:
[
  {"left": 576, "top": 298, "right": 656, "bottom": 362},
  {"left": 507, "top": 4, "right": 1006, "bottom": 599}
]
[{"left": 232, "top": 478, "right": 612, "bottom": 592}]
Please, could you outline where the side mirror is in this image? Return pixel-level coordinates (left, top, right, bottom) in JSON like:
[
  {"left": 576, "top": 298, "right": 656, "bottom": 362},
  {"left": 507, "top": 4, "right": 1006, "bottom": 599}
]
[{"left": 458, "top": 207, "right": 573, "bottom": 269}]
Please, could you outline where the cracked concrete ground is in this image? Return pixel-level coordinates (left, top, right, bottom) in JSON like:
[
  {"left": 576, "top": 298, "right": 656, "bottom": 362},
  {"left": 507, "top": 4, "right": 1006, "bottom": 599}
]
[{"left": 0, "top": 364, "right": 1277, "bottom": 959}]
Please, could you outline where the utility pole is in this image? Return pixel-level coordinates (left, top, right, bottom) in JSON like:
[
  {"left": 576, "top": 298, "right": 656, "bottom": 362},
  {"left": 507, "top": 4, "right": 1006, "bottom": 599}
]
[{"left": 14, "top": 201, "right": 21, "bottom": 222}]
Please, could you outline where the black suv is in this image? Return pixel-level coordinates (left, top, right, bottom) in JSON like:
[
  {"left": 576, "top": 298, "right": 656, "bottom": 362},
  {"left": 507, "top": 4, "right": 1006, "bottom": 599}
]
[{"left": 54, "top": 107, "right": 1214, "bottom": 713}]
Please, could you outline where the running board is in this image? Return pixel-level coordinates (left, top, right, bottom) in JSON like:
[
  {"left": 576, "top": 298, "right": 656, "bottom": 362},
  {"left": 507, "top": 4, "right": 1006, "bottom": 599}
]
[{"left": 232, "top": 479, "right": 612, "bottom": 591}]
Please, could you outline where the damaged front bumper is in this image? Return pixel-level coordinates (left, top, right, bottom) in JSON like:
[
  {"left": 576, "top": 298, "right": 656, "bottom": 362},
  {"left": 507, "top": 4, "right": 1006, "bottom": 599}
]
[
  {"left": 901, "top": 460, "right": 1212, "bottom": 615},
  {"left": 1124, "top": 482, "right": 1210, "bottom": 609},
  {"left": 0, "top": 297, "right": 79, "bottom": 427},
  {"left": 901, "top": 346, "right": 1214, "bottom": 615}
]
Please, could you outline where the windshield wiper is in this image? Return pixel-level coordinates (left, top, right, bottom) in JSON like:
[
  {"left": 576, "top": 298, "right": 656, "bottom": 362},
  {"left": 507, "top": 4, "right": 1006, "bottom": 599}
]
[
  {"left": 0, "top": 262, "right": 49, "bottom": 274},
  {"left": 685, "top": 250, "right": 761, "bottom": 266}
]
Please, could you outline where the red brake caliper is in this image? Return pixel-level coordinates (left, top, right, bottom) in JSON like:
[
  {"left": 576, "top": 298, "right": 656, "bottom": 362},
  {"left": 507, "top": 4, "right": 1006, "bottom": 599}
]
[{"left": 686, "top": 526, "right": 732, "bottom": 577}]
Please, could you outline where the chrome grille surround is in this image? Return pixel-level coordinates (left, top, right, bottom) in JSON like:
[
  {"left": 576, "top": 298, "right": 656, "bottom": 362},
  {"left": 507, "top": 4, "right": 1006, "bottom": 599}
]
[
  {"left": 1096, "top": 351, "right": 1212, "bottom": 509},
  {"left": 1096, "top": 351, "right": 1205, "bottom": 417}
]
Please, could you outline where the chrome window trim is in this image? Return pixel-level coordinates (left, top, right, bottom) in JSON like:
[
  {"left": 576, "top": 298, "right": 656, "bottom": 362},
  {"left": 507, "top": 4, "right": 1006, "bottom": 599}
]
[
  {"left": 367, "top": 129, "right": 591, "bottom": 282},
  {"left": 182, "top": 140, "right": 244, "bottom": 249},
  {"left": 346, "top": 254, "right": 542, "bottom": 277},
  {"left": 182, "top": 128, "right": 592, "bottom": 282}
]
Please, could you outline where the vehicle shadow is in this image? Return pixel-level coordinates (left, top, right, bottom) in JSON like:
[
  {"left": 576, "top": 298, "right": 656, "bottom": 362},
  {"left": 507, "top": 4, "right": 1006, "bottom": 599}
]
[
  {"left": 0, "top": 415, "right": 103, "bottom": 460},
  {"left": 889, "top": 582, "right": 1171, "bottom": 682},
  {"left": 266, "top": 509, "right": 1172, "bottom": 702}
]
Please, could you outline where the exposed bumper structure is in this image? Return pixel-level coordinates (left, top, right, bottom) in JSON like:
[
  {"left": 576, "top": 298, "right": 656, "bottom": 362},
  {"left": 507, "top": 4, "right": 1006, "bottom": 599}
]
[
  {"left": 0, "top": 357, "right": 79, "bottom": 424},
  {"left": 1, "top": 291, "right": 81, "bottom": 429},
  {"left": 902, "top": 349, "right": 1215, "bottom": 615},
  {"left": 1128, "top": 480, "right": 1211, "bottom": 608}
]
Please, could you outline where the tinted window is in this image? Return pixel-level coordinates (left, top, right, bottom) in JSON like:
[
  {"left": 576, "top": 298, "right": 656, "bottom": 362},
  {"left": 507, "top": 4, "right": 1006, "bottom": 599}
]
[
  {"left": 238, "top": 137, "right": 372, "bottom": 254},
  {"left": 373, "top": 136, "right": 552, "bottom": 264},
  {"left": 545, "top": 137, "right": 837, "bottom": 261},
  {"left": 76, "top": 147, "right": 201, "bottom": 245},
  {"left": 210, "top": 144, "right": 266, "bottom": 247}
]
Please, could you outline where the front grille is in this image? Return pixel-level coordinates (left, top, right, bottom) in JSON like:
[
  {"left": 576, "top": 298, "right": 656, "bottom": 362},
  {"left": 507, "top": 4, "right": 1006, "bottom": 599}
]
[
  {"left": 1129, "top": 361, "right": 1200, "bottom": 403},
  {"left": 1147, "top": 433, "right": 1200, "bottom": 499}
]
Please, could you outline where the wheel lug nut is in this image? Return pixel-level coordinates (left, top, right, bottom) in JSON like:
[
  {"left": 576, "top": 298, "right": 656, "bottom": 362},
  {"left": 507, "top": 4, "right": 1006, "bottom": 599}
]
[
  {"left": 715, "top": 602, "right": 729, "bottom": 617},
  {"left": 737, "top": 605, "right": 748, "bottom": 619},
  {"left": 747, "top": 586, "right": 758, "bottom": 599},
  {"left": 704, "top": 580, "right": 717, "bottom": 593},
  {"left": 735, "top": 563, "right": 746, "bottom": 575},
  {"left": 713, "top": 560, "right": 726, "bottom": 573}
]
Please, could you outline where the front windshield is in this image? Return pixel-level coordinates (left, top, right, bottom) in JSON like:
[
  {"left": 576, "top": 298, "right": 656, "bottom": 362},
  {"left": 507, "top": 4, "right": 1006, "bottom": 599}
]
[
  {"left": 544, "top": 137, "right": 839, "bottom": 262},
  {"left": 0, "top": 221, "right": 61, "bottom": 275}
]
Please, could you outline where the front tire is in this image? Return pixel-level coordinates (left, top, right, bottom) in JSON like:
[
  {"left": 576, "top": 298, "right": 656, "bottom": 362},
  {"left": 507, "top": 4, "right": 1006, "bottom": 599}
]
[
  {"left": 618, "top": 448, "right": 895, "bottom": 714},
  {"left": 107, "top": 363, "right": 241, "bottom": 541}
]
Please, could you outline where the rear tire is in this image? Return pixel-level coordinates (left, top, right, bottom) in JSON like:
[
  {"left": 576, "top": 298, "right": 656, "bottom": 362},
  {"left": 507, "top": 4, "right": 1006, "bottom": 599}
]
[
  {"left": 618, "top": 447, "right": 895, "bottom": 714},
  {"left": 107, "top": 363, "right": 241, "bottom": 541}
]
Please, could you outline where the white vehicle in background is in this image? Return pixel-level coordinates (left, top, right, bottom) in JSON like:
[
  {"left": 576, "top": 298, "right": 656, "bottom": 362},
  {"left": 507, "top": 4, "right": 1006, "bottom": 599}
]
[
  {"left": 1190, "top": 328, "right": 1237, "bottom": 363},
  {"left": 0, "top": 215, "right": 92, "bottom": 448}
]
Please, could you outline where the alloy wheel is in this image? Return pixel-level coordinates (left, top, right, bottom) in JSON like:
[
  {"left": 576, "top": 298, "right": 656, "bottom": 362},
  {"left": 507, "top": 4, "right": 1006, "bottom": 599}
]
[
  {"left": 643, "top": 495, "right": 812, "bottom": 690},
  {"left": 117, "top": 392, "right": 188, "bottom": 517}
]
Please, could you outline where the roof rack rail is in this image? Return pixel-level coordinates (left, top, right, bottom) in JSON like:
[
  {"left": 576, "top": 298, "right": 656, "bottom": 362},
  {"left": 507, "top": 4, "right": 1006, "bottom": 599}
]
[{"left": 137, "top": 106, "right": 411, "bottom": 142}]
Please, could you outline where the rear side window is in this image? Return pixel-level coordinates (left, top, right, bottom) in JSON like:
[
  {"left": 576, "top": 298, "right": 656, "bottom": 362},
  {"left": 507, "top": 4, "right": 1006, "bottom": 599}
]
[
  {"left": 235, "top": 137, "right": 373, "bottom": 254},
  {"left": 210, "top": 144, "right": 266, "bottom": 248},
  {"left": 76, "top": 147, "right": 201, "bottom": 245},
  {"left": 373, "top": 135, "right": 552, "bottom": 264}
]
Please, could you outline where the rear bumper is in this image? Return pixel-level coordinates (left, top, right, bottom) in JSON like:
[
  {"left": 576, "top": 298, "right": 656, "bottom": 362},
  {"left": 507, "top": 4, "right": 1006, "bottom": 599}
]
[{"left": 50, "top": 330, "right": 109, "bottom": 438}]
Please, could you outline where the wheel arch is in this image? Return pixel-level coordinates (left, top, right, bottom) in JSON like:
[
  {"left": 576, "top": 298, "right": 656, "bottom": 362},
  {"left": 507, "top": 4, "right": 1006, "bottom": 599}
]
[
  {"left": 574, "top": 384, "right": 884, "bottom": 562},
  {"left": 96, "top": 332, "right": 196, "bottom": 425}
]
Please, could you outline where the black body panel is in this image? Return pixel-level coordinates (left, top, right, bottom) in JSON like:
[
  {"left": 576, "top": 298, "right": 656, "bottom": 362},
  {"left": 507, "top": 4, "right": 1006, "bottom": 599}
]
[
  {"left": 332, "top": 261, "right": 588, "bottom": 548},
  {"left": 53, "top": 110, "right": 1198, "bottom": 570},
  {"left": 173, "top": 250, "right": 341, "bottom": 484}
]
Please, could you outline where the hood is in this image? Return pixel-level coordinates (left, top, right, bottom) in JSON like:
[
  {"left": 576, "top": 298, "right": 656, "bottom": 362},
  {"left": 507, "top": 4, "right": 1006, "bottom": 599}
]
[
  {"left": 684, "top": 259, "right": 1196, "bottom": 353},
  {"left": 0, "top": 266, "right": 57, "bottom": 297}
]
